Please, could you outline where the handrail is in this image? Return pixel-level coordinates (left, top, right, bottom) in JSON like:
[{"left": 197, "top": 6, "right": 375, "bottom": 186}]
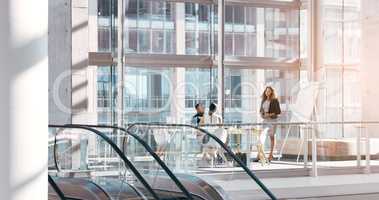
[
  {"left": 48, "top": 124, "right": 161, "bottom": 200},
  {"left": 73, "top": 124, "right": 194, "bottom": 200},
  {"left": 126, "top": 123, "right": 278, "bottom": 200},
  {"left": 176, "top": 121, "right": 379, "bottom": 127},
  {"left": 48, "top": 175, "right": 67, "bottom": 200}
]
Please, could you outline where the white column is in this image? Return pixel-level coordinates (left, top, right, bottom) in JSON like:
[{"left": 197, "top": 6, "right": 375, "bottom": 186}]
[
  {"left": 218, "top": 0, "right": 225, "bottom": 119},
  {"left": 0, "top": 0, "right": 48, "bottom": 199},
  {"left": 72, "top": 0, "right": 98, "bottom": 124},
  {"left": 241, "top": 69, "right": 256, "bottom": 123},
  {"left": 256, "top": 8, "right": 265, "bottom": 122},
  {"left": 116, "top": 0, "right": 124, "bottom": 127},
  {"left": 256, "top": 8, "right": 265, "bottom": 57},
  {"left": 361, "top": 0, "right": 379, "bottom": 137},
  {"left": 170, "top": 3, "right": 186, "bottom": 123}
]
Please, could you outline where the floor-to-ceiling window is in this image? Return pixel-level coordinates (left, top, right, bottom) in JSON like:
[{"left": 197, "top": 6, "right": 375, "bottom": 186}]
[
  {"left": 93, "top": 0, "right": 301, "bottom": 125},
  {"left": 319, "top": 0, "right": 361, "bottom": 138}
]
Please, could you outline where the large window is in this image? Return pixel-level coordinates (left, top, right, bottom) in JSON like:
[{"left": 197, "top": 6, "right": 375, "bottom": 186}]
[
  {"left": 94, "top": 0, "right": 301, "bottom": 124},
  {"left": 126, "top": 0, "right": 176, "bottom": 54},
  {"left": 124, "top": 66, "right": 172, "bottom": 122},
  {"left": 185, "top": 68, "right": 217, "bottom": 108},
  {"left": 319, "top": 0, "right": 361, "bottom": 138},
  {"left": 97, "top": 0, "right": 117, "bottom": 52},
  {"left": 97, "top": 66, "right": 116, "bottom": 125}
]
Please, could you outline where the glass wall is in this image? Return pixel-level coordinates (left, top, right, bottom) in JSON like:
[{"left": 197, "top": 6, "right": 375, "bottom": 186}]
[
  {"left": 125, "top": 0, "right": 176, "bottom": 54},
  {"left": 185, "top": 3, "right": 214, "bottom": 55},
  {"left": 95, "top": 0, "right": 301, "bottom": 125},
  {"left": 97, "top": 0, "right": 117, "bottom": 52},
  {"left": 85, "top": 0, "right": 379, "bottom": 174},
  {"left": 319, "top": 0, "right": 361, "bottom": 138},
  {"left": 123, "top": 66, "right": 172, "bottom": 122},
  {"left": 97, "top": 66, "right": 116, "bottom": 125}
]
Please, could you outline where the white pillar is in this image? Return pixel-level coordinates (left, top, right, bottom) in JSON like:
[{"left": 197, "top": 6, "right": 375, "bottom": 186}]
[
  {"left": 0, "top": 0, "right": 48, "bottom": 199},
  {"left": 256, "top": 8, "right": 265, "bottom": 57},
  {"left": 361, "top": 0, "right": 379, "bottom": 137},
  {"left": 170, "top": 3, "right": 186, "bottom": 123},
  {"left": 218, "top": 0, "right": 225, "bottom": 119},
  {"left": 116, "top": 0, "right": 125, "bottom": 127},
  {"left": 241, "top": 69, "right": 256, "bottom": 123}
]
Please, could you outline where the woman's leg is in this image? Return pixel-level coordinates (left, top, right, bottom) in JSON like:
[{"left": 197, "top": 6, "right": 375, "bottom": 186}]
[{"left": 268, "top": 125, "right": 277, "bottom": 161}]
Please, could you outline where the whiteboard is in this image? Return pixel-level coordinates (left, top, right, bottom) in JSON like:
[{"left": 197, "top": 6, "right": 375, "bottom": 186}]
[{"left": 290, "top": 82, "right": 320, "bottom": 122}]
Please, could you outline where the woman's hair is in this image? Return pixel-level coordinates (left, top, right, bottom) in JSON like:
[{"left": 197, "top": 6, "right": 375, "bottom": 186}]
[
  {"left": 261, "top": 86, "right": 276, "bottom": 101},
  {"left": 209, "top": 102, "right": 217, "bottom": 114}
]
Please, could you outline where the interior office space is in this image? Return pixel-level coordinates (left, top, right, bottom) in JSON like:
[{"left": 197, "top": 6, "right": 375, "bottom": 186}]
[{"left": 2, "top": 0, "right": 379, "bottom": 199}]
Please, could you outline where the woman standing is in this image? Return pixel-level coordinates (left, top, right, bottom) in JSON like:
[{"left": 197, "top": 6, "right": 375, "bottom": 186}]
[{"left": 260, "top": 86, "right": 281, "bottom": 161}]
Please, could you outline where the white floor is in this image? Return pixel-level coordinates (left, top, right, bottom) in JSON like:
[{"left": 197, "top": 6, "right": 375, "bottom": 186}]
[{"left": 213, "top": 173, "right": 379, "bottom": 200}]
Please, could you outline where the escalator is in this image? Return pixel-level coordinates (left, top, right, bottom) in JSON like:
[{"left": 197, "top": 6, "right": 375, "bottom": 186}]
[
  {"left": 48, "top": 124, "right": 224, "bottom": 200},
  {"left": 77, "top": 125, "right": 230, "bottom": 200},
  {"left": 124, "top": 123, "right": 277, "bottom": 200},
  {"left": 49, "top": 125, "right": 160, "bottom": 199},
  {"left": 48, "top": 124, "right": 276, "bottom": 199}
]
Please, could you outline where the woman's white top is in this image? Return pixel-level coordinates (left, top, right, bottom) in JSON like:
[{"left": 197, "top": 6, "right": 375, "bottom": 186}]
[{"left": 262, "top": 100, "right": 270, "bottom": 113}]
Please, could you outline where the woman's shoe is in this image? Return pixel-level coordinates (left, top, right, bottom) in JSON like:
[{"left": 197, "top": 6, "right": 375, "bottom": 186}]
[{"left": 268, "top": 155, "right": 274, "bottom": 162}]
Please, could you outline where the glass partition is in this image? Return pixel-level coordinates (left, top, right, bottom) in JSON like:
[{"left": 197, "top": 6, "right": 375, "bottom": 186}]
[
  {"left": 49, "top": 126, "right": 190, "bottom": 199},
  {"left": 126, "top": 123, "right": 276, "bottom": 199}
]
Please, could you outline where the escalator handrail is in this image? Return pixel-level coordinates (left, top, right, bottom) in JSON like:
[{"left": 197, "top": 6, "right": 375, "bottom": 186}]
[
  {"left": 48, "top": 175, "right": 67, "bottom": 200},
  {"left": 71, "top": 124, "right": 195, "bottom": 200},
  {"left": 126, "top": 123, "right": 278, "bottom": 200},
  {"left": 49, "top": 124, "right": 161, "bottom": 200}
]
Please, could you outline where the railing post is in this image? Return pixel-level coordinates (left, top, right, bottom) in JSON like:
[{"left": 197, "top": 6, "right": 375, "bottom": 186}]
[
  {"left": 311, "top": 124, "right": 317, "bottom": 177},
  {"left": 303, "top": 125, "right": 309, "bottom": 168},
  {"left": 364, "top": 126, "right": 371, "bottom": 174},
  {"left": 356, "top": 125, "right": 362, "bottom": 168},
  {"left": 246, "top": 128, "right": 252, "bottom": 167}
]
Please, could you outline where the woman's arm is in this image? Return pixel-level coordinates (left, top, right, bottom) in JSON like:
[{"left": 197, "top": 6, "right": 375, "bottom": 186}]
[
  {"left": 274, "top": 99, "right": 281, "bottom": 115},
  {"left": 267, "top": 99, "right": 281, "bottom": 118}
]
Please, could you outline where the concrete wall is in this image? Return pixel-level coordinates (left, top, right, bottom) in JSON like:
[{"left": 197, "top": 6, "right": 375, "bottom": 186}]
[
  {"left": 361, "top": 0, "right": 379, "bottom": 137},
  {"left": 48, "top": 0, "right": 101, "bottom": 125},
  {"left": 49, "top": 0, "right": 72, "bottom": 124},
  {"left": 71, "top": 0, "right": 97, "bottom": 124}
]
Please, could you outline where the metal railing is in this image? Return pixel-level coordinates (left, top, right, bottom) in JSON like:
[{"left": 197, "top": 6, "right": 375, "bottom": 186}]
[
  {"left": 188, "top": 120, "right": 379, "bottom": 176},
  {"left": 126, "top": 123, "right": 278, "bottom": 200},
  {"left": 125, "top": 121, "right": 379, "bottom": 177}
]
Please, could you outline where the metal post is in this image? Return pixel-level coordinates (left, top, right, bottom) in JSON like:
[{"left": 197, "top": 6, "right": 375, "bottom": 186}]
[
  {"left": 246, "top": 128, "right": 252, "bottom": 167},
  {"left": 116, "top": 0, "right": 125, "bottom": 151},
  {"left": 311, "top": 124, "right": 317, "bottom": 177},
  {"left": 356, "top": 125, "right": 362, "bottom": 167},
  {"left": 218, "top": 0, "right": 225, "bottom": 119},
  {"left": 303, "top": 126, "right": 309, "bottom": 168},
  {"left": 365, "top": 126, "right": 371, "bottom": 173},
  {"left": 117, "top": 0, "right": 125, "bottom": 128}
]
